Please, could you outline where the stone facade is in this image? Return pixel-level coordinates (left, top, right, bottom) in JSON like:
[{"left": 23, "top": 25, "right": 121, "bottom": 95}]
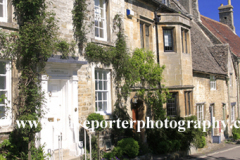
[{"left": 1, "top": 0, "right": 240, "bottom": 157}]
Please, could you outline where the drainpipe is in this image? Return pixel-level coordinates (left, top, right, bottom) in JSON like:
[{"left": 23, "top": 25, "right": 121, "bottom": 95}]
[
  {"left": 238, "top": 59, "right": 240, "bottom": 118},
  {"left": 154, "top": 11, "right": 160, "bottom": 65},
  {"left": 226, "top": 76, "right": 231, "bottom": 137},
  {"left": 154, "top": 7, "right": 161, "bottom": 91}
]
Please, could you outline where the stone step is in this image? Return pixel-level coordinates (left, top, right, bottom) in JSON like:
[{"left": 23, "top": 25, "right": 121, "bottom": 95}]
[
  {"left": 54, "top": 149, "right": 69, "bottom": 159},
  {"left": 63, "top": 156, "right": 80, "bottom": 160}
]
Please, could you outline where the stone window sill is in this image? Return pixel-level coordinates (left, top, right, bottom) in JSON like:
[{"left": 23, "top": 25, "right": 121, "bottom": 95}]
[
  {"left": 0, "top": 22, "right": 18, "bottom": 30},
  {"left": 91, "top": 38, "right": 115, "bottom": 47},
  {"left": 0, "top": 125, "right": 14, "bottom": 133}
]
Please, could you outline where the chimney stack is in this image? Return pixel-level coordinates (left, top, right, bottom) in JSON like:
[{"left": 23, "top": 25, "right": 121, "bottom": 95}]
[{"left": 218, "top": 0, "right": 235, "bottom": 33}]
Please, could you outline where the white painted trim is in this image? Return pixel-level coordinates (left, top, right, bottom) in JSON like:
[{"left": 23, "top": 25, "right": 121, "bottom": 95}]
[
  {"left": 94, "top": 0, "right": 107, "bottom": 41},
  {"left": 0, "top": 0, "right": 7, "bottom": 22},
  {"left": 0, "top": 60, "right": 12, "bottom": 127},
  {"left": 94, "top": 66, "right": 112, "bottom": 115}
]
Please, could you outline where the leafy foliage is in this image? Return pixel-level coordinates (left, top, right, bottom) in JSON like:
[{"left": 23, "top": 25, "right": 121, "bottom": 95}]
[
  {"left": 232, "top": 120, "right": 240, "bottom": 140},
  {"left": 117, "top": 138, "right": 139, "bottom": 158},
  {"left": 72, "top": 0, "right": 87, "bottom": 52},
  {"left": 86, "top": 113, "right": 105, "bottom": 132},
  {"left": 146, "top": 116, "right": 207, "bottom": 154},
  {"left": 0, "top": 0, "right": 63, "bottom": 159}
]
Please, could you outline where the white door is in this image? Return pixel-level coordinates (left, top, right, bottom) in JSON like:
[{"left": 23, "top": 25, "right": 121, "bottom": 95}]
[{"left": 48, "top": 80, "right": 66, "bottom": 150}]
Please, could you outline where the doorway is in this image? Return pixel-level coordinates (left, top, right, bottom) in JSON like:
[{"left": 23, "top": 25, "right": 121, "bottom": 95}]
[{"left": 132, "top": 99, "right": 145, "bottom": 141}]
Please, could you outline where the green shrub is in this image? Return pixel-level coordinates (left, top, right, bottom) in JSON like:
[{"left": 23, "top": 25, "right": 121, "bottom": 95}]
[
  {"left": 232, "top": 123, "right": 240, "bottom": 140},
  {"left": 0, "top": 155, "right": 6, "bottom": 160},
  {"left": 112, "top": 147, "right": 123, "bottom": 158},
  {"left": 86, "top": 113, "right": 105, "bottom": 132},
  {"left": 233, "top": 133, "right": 240, "bottom": 140},
  {"left": 195, "top": 136, "right": 206, "bottom": 148},
  {"left": 117, "top": 138, "right": 139, "bottom": 158}
]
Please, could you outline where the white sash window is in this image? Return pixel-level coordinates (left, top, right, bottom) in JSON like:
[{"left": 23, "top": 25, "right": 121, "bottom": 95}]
[
  {"left": 197, "top": 104, "right": 204, "bottom": 121},
  {"left": 95, "top": 69, "right": 111, "bottom": 114},
  {"left": 94, "top": 0, "right": 107, "bottom": 41},
  {"left": 0, "top": 60, "right": 11, "bottom": 126}
]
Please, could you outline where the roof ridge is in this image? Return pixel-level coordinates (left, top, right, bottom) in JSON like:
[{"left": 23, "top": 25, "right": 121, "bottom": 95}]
[{"left": 200, "top": 15, "right": 233, "bottom": 31}]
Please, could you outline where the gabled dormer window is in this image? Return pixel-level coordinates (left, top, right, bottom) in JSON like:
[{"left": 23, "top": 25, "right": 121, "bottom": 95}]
[
  {"left": 0, "top": 0, "right": 7, "bottom": 22},
  {"left": 94, "top": 0, "right": 107, "bottom": 41}
]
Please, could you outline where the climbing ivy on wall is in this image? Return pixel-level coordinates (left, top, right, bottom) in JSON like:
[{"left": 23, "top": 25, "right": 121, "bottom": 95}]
[
  {"left": 0, "top": 1, "right": 71, "bottom": 159},
  {"left": 72, "top": 0, "right": 88, "bottom": 53}
]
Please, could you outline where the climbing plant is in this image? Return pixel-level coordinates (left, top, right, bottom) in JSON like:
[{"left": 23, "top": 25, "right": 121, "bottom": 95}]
[
  {"left": 72, "top": 0, "right": 88, "bottom": 53},
  {"left": 0, "top": 1, "right": 73, "bottom": 159}
]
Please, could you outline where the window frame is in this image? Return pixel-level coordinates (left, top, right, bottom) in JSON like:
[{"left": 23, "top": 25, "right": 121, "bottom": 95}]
[
  {"left": 184, "top": 91, "right": 192, "bottom": 116},
  {"left": 163, "top": 29, "right": 174, "bottom": 52},
  {"left": 167, "top": 92, "right": 177, "bottom": 117},
  {"left": 231, "top": 104, "right": 235, "bottom": 122},
  {"left": 140, "top": 21, "right": 151, "bottom": 50},
  {"left": 210, "top": 75, "right": 216, "bottom": 90},
  {"left": 0, "top": 60, "right": 12, "bottom": 126},
  {"left": 94, "top": 0, "right": 107, "bottom": 41},
  {"left": 196, "top": 104, "right": 204, "bottom": 121},
  {"left": 94, "top": 69, "right": 111, "bottom": 115},
  {"left": 0, "top": 0, "right": 7, "bottom": 22},
  {"left": 181, "top": 28, "right": 189, "bottom": 53}
]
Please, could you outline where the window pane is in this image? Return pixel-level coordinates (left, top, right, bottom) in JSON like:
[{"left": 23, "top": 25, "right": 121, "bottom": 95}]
[
  {"left": 101, "top": 8, "right": 104, "bottom": 18},
  {"left": 103, "top": 72, "right": 107, "bottom": 80},
  {"left": 185, "top": 31, "right": 188, "bottom": 53},
  {"left": 0, "top": 106, "right": 5, "bottom": 119},
  {"left": 98, "top": 102, "right": 103, "bottom": 111},
  {"left": 0, "top": 0, "right": 3, "bottom": 3},
  {"left": 164, "top": 30, "right": 172, "bottom": 47},
  {"left": 140, "top": 23, "right": 144, "bottom": 48},
  {"left": 95, "top": 70, "right": 98, "bottom": 79},
  {"left": 98, "top": 92, "right": 102, "bottom": 100},
  {"left": 0, "top": 91, "right": 6, "bottom": 104},
  {"left": 98, "top": 71, "right": 102, "bottom": 79},
  {"left": 0, "top": 61, "right": 6, "bottom": 74},
  {"left": 99, "top": 81, "right": 102, "bottom": 90},
  {"left": 95, "top": 102, "right": 98, "bottom": 111},
  {"left": 95, "top": 28, "right": 99, "bottom": 37},
  {"left": 100, "top": 29, "right": 104, "bottom": 38},
  {"left": 103, "top": 102, "right": 107, "bottom": 111},
  {"left": 145, "top": 25, "right": 150, "bottom": 49},
  {"left": 95, "top": 81, "right": 98, "bottom": 90},
  {"left": 104, "top": 81, "right": 107, "bottom": 90},
  {"left": 103, "top": 92, "right": 107, "bottom": 100},
  {"left": 100, "top": 0, "right": 104, "bottom": 8},
  {"left": 95, "top": 0, "right": 100, "bottom": 6},
  {"left": 0, "top": 5, "right": 3, "bottom": 18},
  {"left": 99, "top": 21, "right": 103, "bottom": 28},
  {"left": 0, "top": 76, "right": 6, "bottom": 89},
  {"left": 95, "top": 20, "right": 98, "bottom": 27},
  {"left": 145, "top": 25, "right": 149, "bottom": 36}
]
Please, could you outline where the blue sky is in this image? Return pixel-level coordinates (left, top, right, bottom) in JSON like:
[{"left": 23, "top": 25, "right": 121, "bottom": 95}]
[{"left": 199, "top": 0, "right": 240, "bottom": 36}]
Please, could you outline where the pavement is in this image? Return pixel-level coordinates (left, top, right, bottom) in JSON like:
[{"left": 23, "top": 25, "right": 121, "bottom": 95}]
[{"left": 183, "top": 144, "right": 240, "bottom": 160}]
